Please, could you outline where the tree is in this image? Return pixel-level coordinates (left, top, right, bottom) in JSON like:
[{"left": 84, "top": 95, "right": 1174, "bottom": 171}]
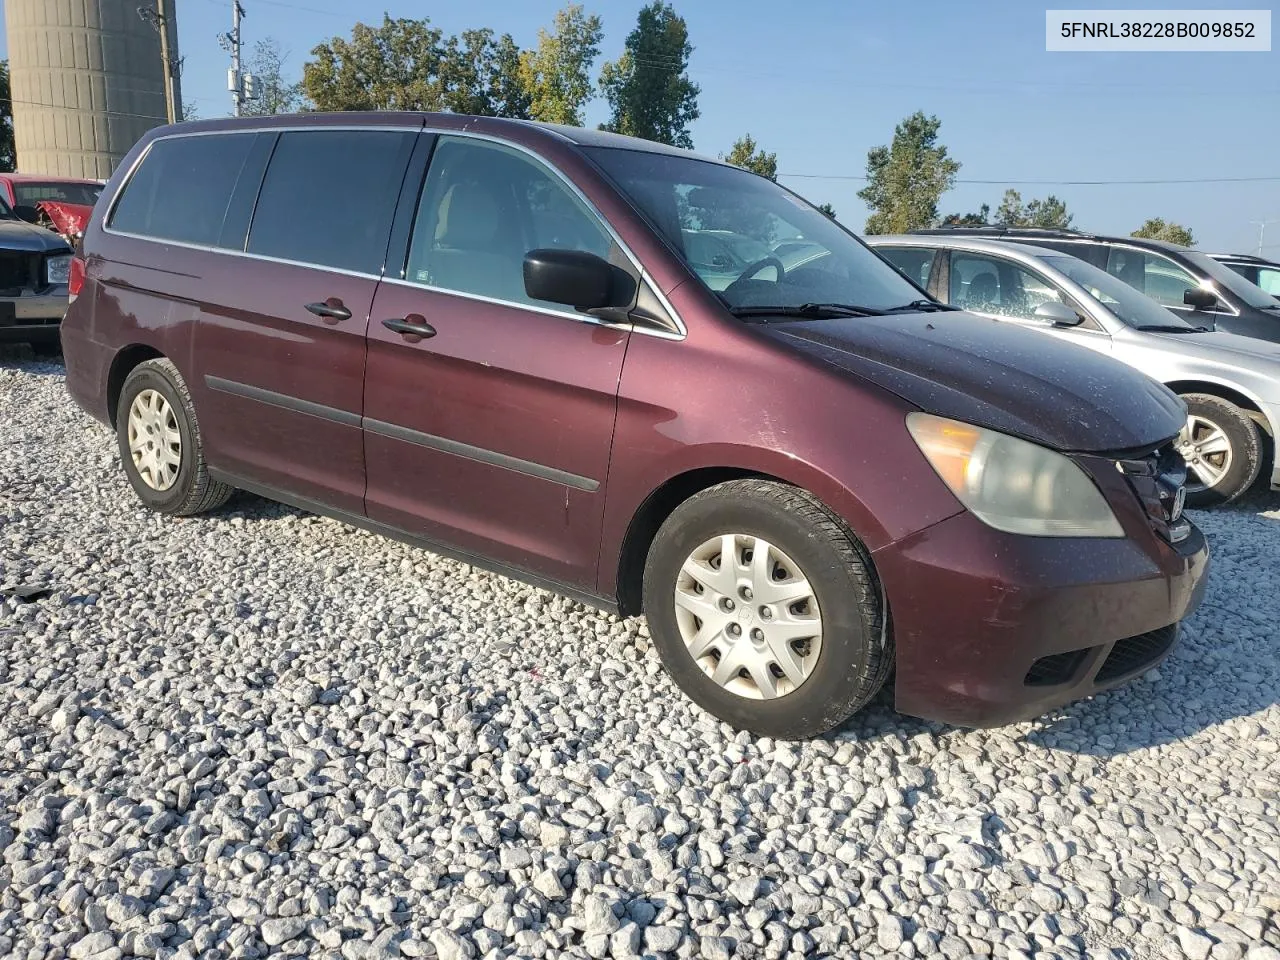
[
  {"left": 722, "top": 134, "right": 777, "bottom": 181},
  {"left": 816, "top": 202, "right": 837, "bottom": 220},
  {"left": 858, "top": 112, "right": 960, "bottom": 234},
  {"left": 993, "top": 189, "right": 1072, "bottom": 229},
  {"left": 241, "top": 38, "right": 304, "bottom": 117},
  {"left": 1132, "top": 217, "right": 1195, "bottom": 247},
  {"left": 302, "top": 15, "right": 529, "bottom": 118},
  {"left": 599, "top": 2, "right": 699, "bottom": 147},
  {"left": 1, "top": 61, "right": 15, "bottom": 173},
  {"left": 941, "top": 204, "right": 990, "bottom": 227},
  {"left": 519, "top": 5, "right": 603, "bottom": 126}
]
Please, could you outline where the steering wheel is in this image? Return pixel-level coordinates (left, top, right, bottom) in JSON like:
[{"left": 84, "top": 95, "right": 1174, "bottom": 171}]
[{"left": 723, "top": 256, "right": 786, "bottom": 297}]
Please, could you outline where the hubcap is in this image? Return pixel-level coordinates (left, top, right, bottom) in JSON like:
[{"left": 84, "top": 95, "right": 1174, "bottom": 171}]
[
  {"left": 673, "top": 534, "right": 823, "bottom": 700},
  {"left": 127, "top": 389, "right": 181, "bottom": 491},
  {"left": 1176, "top": 414, "right": 1232, "bottom": 493}
]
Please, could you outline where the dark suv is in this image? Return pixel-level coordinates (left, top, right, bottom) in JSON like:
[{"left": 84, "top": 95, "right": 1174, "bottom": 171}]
[
  {"left": 915, "top": 227, "right": 1280, "bottom": 343},
  {"left": 0, "top": 194, "right": 73, "bottom": 343},
  {"left": 61, "top": 113, "right": 1208, "bottom": 737}
]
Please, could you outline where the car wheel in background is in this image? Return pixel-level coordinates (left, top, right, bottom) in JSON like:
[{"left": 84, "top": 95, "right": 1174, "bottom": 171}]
[
  {"left": 116, "top": 358, "right": 234, "bottom": 516},
  {"left": 1176, "top": 393, "right": 1262, "bottom": 507},
  {"left": 642, "top": 479, "right": 892, "bottom": 739}
]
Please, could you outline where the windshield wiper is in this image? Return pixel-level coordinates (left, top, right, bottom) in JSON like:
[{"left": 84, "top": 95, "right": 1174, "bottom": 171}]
[
  {"left": 885, "top": 299, "right": 958, "bottom": 313},
  {"left": 1136, "top": 324, "right": 1209, "bottom": 333},
  {"left": 727, "top": 302, "right": 886, "bottom": 321}
]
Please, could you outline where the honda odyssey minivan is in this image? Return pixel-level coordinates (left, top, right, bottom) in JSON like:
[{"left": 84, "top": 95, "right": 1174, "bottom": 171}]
[{"left": 61, "top": 113, "right": 1209, "bottom": 737}]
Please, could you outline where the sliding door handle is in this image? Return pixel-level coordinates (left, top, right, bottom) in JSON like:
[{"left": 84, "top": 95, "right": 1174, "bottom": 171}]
[
  {"left": 306, "top": 300, "right": 352, "bottom": 324},
  {"left": 383, "top": 316, "right": 437, "bottom": 341}
]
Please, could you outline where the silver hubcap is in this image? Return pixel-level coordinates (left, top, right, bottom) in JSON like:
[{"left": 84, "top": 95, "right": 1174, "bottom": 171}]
[
  {"left": 673, "top": 534, "right": 822, "bottom": 700},
  {"left": 1176, "top": 414, "right": 1233, "bottom": 493},
  {"left": 127, "top": 389, "right": 181, "bottom": 491}
]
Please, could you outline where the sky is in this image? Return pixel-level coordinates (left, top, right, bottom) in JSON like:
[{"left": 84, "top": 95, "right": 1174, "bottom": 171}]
[{"left": 3, "top": 0, "right": 1278, "bottom": 253}]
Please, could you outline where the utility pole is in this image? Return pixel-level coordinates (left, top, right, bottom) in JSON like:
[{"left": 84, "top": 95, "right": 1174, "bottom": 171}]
[
  {"left": 226, "top": 1, "right": 246, "bottom": 117},
  {"left": 156, "top": 0, "right": 177, "bottom": 123},
  {"left": 1250, "top": 219, "right": 1279, "bottom": 256}
]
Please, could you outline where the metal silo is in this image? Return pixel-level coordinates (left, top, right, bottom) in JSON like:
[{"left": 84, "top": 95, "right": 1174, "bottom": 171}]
[{"left": 4, "top": 0, "right": 181, "bottom": 178}]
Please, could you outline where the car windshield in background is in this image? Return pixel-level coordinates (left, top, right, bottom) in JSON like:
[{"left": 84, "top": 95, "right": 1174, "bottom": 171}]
[
  {"left": 1183, "top": 249, "right": 1280, "bottom": 310},
  {"left": 1042, "top": 255, "right": 1199, "bottom": 331},
  {"left": 13, "top": 182, "right": 103, "bottom": 207},
  {"left": 0, "top": 197, "right": 14, "bottom": 220},
  {"left": 584, "top": 147, "right": 923, "bottom": 314}
]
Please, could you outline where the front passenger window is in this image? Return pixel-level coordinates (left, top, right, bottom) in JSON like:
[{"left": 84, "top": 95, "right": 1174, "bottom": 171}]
[{"left": 406, "top": 137, "right": 615, "bottom": 309}]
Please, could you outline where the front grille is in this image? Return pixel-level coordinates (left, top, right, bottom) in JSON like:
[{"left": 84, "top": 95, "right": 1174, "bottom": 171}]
[
  {"left": 1116, "top": 443, "right": 1190, "bottom": 544},
  {"left": 1025, "top": 648, "right": 1091, "bottom": 686},
  {"left": 1095, "top": 625, "right": 1178, "bottom": 683},
  {"left": 0, "top": 253, "right": 34, "bottom": 293}
]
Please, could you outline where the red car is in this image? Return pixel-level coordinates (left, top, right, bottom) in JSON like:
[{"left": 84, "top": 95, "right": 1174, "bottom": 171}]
[
  {"left": 60, "top": 113, "right": 1208, "bottom": 737},
  {"left": 0, "top": 173, "right": 104, "bottom": 244}
]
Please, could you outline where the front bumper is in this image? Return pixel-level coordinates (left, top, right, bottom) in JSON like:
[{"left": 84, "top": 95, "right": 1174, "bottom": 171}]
[
  {"left": 873, "top": 508, "right": 1209, "bottom": 728},
  {"left": 0, "top": 290, "right": 68, "bottom": 342}
]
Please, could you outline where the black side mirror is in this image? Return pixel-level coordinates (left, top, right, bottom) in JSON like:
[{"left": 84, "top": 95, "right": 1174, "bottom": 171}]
[
  {"left": 524, "top": 249, "right": 631, "bottom": 311},
  {"left": 1033, "top": 301, "right": 1084, "bottom": 327},
  {"left": 12, "top": 204, "right": 39, "bottom": 224},
  {"left": 1183, "top": 287, "right": 1218, "bottom": 310}
]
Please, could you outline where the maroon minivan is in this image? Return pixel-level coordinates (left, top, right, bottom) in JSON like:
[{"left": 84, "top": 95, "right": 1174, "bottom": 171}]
[{"left": 61, "top": 113, "right": 1209, "bottom": 738}]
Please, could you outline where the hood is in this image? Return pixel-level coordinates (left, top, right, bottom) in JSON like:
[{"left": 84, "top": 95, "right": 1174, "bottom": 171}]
[
  {"left": 0, "top": 218, "right": 73, "bottom": 254},
  {"left": 770, "top": 310, "right": 1185, "bottom": 453},
  {"left": 33, "top": 200, "right": 92, "bottom": 238}
]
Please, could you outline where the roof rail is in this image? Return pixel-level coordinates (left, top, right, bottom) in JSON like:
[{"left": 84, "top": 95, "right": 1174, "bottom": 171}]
[{"left": 910, "top": 225, "right": 1098, "bottom": 240}]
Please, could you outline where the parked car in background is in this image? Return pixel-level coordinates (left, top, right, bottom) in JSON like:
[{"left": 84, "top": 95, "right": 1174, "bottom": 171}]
[
  {"left": 0, "top": 194, "right": 73, "bottom": 343},
  {"left": 0, "top": 174, "right": 105, "bottom": 246},
  {"left": 914, "top": 226, "right": 1280, "bottom": 343},
  {"left": 1208, "top": 252, "right": 1280, "bottom": 300},
  {"left": 871, "top": 234, "right": 1280, "bottom": 505},
  {"left": 62, "top": 112, "right": 1207, "bottom": 737}
]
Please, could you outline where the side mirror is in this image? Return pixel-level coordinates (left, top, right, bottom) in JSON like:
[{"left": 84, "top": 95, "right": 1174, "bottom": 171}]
[
  {"left": 1033, "top": 301, "right": 1084, "bottom": 327},
  {"left": 12, "top": 204, "right": 39, "bottom": 224},
  {"left": 524, "top": 249, "right": 622, "bottom": 310},
  {"left": 1183, "top": 286, "right": 1218, "bottom": 310}
]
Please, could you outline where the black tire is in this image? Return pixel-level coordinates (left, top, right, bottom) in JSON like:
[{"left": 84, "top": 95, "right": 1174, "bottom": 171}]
[
  {"left": 1179, "top": 393, "right": 1262, "bottom": 507},
  {"left": 642, "top": 479, "right": 891, "bottom": 739},
  {"left": 116, "top": 357, "right": 233, "bottom": 516}
]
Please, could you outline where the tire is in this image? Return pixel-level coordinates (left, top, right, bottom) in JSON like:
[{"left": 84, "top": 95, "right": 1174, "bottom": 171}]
[
  {"left": 115, "top": 357, "right": 233, "bottom": 516},
  {"left": 642, "top": 479, "right": 891, "bottom": 739},
  {"left": 1177, "top": 394, "right": 1262, "bottom": 508}
]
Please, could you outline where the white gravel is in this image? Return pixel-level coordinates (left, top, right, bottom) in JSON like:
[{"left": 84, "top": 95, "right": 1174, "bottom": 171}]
[{"left": 2, "top": 356, "right": 1278, "bottom": 960}]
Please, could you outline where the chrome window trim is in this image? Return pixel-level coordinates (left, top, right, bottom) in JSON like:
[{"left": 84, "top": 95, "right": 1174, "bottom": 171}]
[{"left": 100, "top": 122, "right": 688, "bottom": 341}]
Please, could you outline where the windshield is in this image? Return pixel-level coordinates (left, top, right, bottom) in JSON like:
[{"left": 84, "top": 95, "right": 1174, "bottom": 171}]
[
  {"left": 1182, "top": 249, "right": 1280, "bottom": 310},
  {"left": 12, "top": 181, "right": 103, "bottom": 207},
  {"left": 1042, "top": 254, "right": 1199, "bottom": 330},
  {"left": 584, "top": 147, "right": 924, "bottom": 313}
]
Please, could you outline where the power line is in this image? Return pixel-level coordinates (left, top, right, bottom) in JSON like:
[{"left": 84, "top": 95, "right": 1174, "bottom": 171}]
[{"left": 778, "top": 172, "right": 1280, "bottom": 186}]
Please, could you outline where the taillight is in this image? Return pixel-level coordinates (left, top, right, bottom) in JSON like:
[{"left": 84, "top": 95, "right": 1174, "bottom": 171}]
[{"left": 68, "top": 256, "right": 87, "bottom": 302}]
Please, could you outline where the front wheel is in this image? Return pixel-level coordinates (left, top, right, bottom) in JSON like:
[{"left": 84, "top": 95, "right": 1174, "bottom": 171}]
[
  {"left": 1176, "top": 394, "right": 1262, "bottom": 507},
  {"left": 642, "top": 480, "right": 891, "bottom": 739}
]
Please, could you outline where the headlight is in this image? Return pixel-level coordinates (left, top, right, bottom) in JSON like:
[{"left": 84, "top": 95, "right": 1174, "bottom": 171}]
[
  {"left": 46, "top": 255, "right": 72, "bottom": 286},
  {"left": 907, "top": 413, "right": 1124, "bottom": 538}
]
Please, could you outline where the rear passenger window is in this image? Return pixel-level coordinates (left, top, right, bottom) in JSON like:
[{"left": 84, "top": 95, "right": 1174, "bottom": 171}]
[
  {"left": 247, "top": 130, "right": 415, "bottom": 274},
  {"left": 109, "top": 134, "right": 257, "bottom": 246}
]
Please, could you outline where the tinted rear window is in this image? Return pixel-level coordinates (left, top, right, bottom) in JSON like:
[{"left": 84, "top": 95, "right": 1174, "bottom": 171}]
[
  {"left": 109, "top": 134, "right": 257, "bottom": 246},
  {"left": 247, "top": 130, "right": 415, "bottom": 274}
]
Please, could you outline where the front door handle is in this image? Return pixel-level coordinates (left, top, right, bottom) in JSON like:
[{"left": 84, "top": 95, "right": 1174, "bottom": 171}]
[
  {"left": 306, "top": 300, "right": 352, "bottom": 324},
  {"left": 383, "top": 316, "right": 437, "bottom": 342}
]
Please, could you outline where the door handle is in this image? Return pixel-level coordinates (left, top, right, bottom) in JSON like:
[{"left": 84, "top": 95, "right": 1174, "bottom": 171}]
[
  {"left": 383, "top": 316, "right": 437, "bottom": 341},
  {"left": 306, "top": 300, "right": 352, "bottom": 324}
]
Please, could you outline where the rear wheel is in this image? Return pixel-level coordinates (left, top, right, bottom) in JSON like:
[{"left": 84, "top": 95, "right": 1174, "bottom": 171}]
[
  {"left": 116, "top": 358, "right": 233, "bottom": 515},
  {"left": 642, "top": 480, "right": 891, "bottom": 739},
  {"left": 1176, "top": 394, "right": 1262, "bottom": 507}
]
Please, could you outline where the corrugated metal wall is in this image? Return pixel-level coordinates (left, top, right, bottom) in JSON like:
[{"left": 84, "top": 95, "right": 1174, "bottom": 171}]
[{"left": 5, "top": 0, "right": 181, "bottom": 178}]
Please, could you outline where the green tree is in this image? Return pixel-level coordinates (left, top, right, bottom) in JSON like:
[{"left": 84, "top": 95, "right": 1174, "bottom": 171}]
[
  {"left": 1132, "top": 217, "right": 1195, "bottom": 247},
  {"left": 994, "top": 189, "right": 1073, "bottom": 229},
  {"left": 941, "top": 204, "right": 990, "bottom": 227},
  {"left": 858, "top": 112, "right": 960, "bottom": 234},
  {"left": 722, "top": 133, "right": 777, "bottom": 180},
  {"left": 599, "top": 1, "right": 699, "bottom": 147},
  {"left": 303, "top": 15, "right": 529, "bottom": 117},
  {"left": 1, "top": 61, "right": 15, "bottom": 173},
  {"left": 816, "top": 202, "right": 837, "bottom": 220},
  {"left": 519, "top": 4, "right": 603, "bottom": 126},
  {"left": 241, "top": 38, "right": 304, "bottom": 117}
]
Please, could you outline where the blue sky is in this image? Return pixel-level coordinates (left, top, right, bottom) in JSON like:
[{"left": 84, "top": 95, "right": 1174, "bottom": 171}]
[{"left": 4, "top": 0, "right": 1278, "bottom": 252}]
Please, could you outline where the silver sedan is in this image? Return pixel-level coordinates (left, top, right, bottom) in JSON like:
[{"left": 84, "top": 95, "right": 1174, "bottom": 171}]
[{"left": 870, "top": 235, "right": 1280, "bottom": 505}]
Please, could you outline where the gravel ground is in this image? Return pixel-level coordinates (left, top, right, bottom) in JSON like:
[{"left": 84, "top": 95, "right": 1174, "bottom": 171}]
[{"left": 2, "top": 355, "right": 1278, "bottom": 960}]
